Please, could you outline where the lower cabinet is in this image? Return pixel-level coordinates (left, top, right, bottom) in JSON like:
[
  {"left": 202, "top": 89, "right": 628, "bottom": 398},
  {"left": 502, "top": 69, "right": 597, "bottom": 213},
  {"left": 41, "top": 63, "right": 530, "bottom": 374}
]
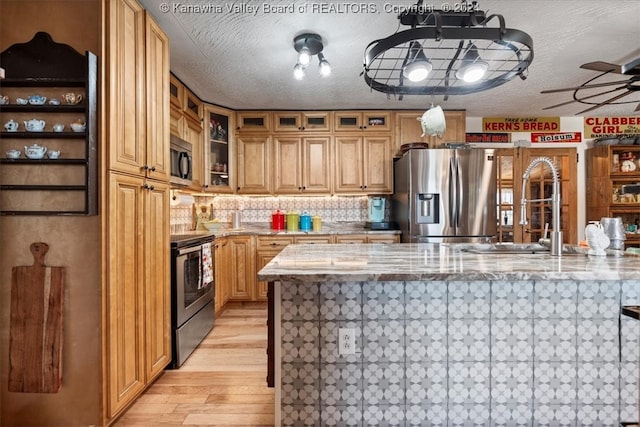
[
  {"left": 105, "top": 172, "right": 171, "bottom": 418},
  {"left": 214, "top": 237, "right": 230, "bottom": 314},
  {"left": 228, "top": 235, "right": 256, "bottom": 300}
]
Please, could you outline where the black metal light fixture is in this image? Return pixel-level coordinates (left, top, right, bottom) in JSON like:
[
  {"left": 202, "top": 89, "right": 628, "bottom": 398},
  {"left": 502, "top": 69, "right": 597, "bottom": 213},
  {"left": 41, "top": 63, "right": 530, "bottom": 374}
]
[
  {"left": 293, "top": 33, "right": 331, "bottom": 80},
  {"left": 362, "top": 1, "right": 533, "bottom": 98},
  {"left": 402, "top": 41, "right": 432, "bottom": 82}
]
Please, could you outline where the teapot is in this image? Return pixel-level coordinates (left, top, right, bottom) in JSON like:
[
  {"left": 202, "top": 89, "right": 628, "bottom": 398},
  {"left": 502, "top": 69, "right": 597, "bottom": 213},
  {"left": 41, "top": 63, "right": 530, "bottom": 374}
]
[
  {"left": 27, "top": 95, "right": 47, "bottom": 105},
  {"left": 24, "top": 143, "right": 47, "bottom": 159},
  {"left": 62, "top": 92, "right": 83, "bottom": 105},
  {"left": 4, "top": 119, "right": 19, "bottom": 132},
  {"left": 24, "top": 119, "right": 46, "bottom": 132}
]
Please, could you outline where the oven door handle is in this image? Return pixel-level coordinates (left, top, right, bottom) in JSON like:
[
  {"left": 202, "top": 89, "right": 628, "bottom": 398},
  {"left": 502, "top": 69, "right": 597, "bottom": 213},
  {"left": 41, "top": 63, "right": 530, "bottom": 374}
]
[{"left": 177, "top": 245, "right": 202, "bottom": 256}]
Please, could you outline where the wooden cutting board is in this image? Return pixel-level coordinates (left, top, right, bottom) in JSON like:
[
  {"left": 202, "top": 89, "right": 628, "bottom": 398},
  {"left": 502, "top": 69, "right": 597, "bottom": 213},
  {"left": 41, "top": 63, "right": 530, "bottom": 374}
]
[{"left": 9, "top": 242, "right": 65, "bottom": 393}]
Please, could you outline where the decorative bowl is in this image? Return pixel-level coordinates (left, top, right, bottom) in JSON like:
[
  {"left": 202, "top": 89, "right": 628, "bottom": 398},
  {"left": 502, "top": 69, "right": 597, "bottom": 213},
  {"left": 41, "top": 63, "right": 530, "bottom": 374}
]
[
  {"left": 203, "top": 220, "right": 224, "bottom": 231},
  {"left": 48, "top": 98, "right": 61, "bottom": 106}
]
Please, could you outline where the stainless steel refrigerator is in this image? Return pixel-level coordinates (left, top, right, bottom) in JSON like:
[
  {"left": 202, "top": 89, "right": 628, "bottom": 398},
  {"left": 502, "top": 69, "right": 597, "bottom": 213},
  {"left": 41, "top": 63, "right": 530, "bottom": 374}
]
[{"left": 392, "top": 148, "right": 497, "bottom": 243}]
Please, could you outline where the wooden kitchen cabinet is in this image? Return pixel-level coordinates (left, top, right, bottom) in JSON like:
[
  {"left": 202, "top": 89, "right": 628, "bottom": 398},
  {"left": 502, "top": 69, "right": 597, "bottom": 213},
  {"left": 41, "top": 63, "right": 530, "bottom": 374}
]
[
  {"left": 106, "top": 173, "right": 171, "bottom": 418},
  {"left": 205, "top": 104, "right": 235, "bottom": 193},
  {"left": 236, "top": 111, "right": 271, "bottom": 132},
  {"left": 334, "top": 111, "right": 392, "bottom": 132},
  {"left": 236, "top": 135, "right": 271, "bottom": 194},
  {"left": 228, "top": 235, "right": 256, "bottom": 300},
  {"left": 334, "top": 135, "right": 392, "bottom": 194},
  {"left": 334, "top": 234, "right": 368, "bottom": 244},
  {"left": 394, "top": 110, "right": 466, "bottom": 153},
  {"left": 273, "top": 135, "right": 332, "bottom": 194},
  {"left": 169, "top": 104, "right": 184, "bottom": 137},
  {"left": 183, "top": 87, "right": 202, "bottom": 122},
  {"left": 273, "top": 111, "right": 331, "bottom": 132},
  {"left": 214, "top": 237, "right": 230, "bottom": 314},
  {"left": 587, "top": 145, "right": 640, "bottom": 248},
  {"left": 295, "top": 235, "right": 333, "bottom": 244},
  {"left": 334, "top": 233, "right": 399, "bottom": 243},
  {"left": 169, "top": 73, "right": 184, "bottom": 108},
  {"left": 367, "top": 234, "right": 401, "bottom": 244},
  {"left": 104, "top": 1, "right": 171, "bottom": 420}
]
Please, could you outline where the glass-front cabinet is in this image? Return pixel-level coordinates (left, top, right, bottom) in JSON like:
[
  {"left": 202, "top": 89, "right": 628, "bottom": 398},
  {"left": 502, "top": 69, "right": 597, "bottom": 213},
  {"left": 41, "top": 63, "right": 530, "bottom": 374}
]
[{"left": 205, "top": 105, "right": 234, "bottom": 192}]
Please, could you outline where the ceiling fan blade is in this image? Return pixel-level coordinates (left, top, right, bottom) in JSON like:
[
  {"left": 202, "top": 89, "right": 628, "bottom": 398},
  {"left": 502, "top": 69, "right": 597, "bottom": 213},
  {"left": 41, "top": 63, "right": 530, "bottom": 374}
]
[
  {"left": 540, "top": 80, "right": 629, "bottom": 94},
  {"left": 621, "top": 57, "right": 640, "bottom": 75},
  {"left": 580, "top": 61, "right": 623, "bottom": 74},
  {"left": 576, "top": 90, "right": 634, "bottom": 114},
  {"left": 542, "top": 86, "right": 626, "bottom": 110}
]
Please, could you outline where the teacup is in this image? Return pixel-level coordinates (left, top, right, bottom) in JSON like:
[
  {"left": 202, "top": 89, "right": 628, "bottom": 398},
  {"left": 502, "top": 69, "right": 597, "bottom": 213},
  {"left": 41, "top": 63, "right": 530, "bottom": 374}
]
[
  {"left": 48, "top": 98, "right": 61, "bottom": 106},
  {"left": 48, "top": 150, "right": 61, "bottom": 159},
  {"left": 0, "top": 95, "right": 8, "bottom": 105},
  {"left": 4, "top": 119, "right": 19, "bottom": 132},
  {"left": 53, "top": 123, "right": 65, "bottom": 132},
  {"left": 6, "top": 149, "right": 21, "bottom": 159},
  {"left": 16, "top": 97, "right": 28, "bottom": 105},
  {"left": 62, "top": 92, "right": 83, "bottom": 105}
]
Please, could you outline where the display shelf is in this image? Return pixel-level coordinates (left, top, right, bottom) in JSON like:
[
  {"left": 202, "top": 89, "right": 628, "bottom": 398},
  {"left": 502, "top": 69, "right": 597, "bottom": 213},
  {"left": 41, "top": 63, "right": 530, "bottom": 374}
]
[
  {"left": 0, "top": 32, "right": 97, "bottom": 216},
  {"left": 0, "top": 104, "right": 85, "bottom": 113},
  {"left": 1, "top": 131, "right": 86, "bottom": 138}
]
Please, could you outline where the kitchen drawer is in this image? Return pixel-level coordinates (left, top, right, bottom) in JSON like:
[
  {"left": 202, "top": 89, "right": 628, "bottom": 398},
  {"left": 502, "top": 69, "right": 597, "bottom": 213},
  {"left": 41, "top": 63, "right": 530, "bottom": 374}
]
[
  {"left": 256, "top": 236, "right": 294, "bottom": 250},
  {"left": 295, "top": 235, "right": 332, "bottom": 244}
]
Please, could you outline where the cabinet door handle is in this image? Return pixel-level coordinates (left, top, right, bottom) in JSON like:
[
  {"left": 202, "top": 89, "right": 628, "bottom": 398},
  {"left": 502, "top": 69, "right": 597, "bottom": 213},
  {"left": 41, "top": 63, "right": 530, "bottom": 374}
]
[
  {"left": 302, "top": 186, "right": 306, "bottom": 190},
  {"left": 142, "top": 183, "right": 155, "bottom": 190},
  {"left": 150, "top": 166, "right": 156, "bottom": 172}
]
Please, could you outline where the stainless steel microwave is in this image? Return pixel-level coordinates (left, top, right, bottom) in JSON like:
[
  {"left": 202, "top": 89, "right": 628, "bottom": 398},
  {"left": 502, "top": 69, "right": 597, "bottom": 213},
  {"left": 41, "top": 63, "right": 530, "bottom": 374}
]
[{"left": 170, "top": 135, "right": 193, "bottom": 186}]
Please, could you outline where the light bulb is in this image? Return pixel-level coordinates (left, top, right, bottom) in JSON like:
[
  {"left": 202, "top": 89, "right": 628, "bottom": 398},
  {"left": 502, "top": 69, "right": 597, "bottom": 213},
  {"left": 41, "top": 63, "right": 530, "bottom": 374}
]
[
  {"left": 456, "top": 61, "right": 488, "bottom": 83},
  {"left": 403, "top": 61, "right": 432, "bottom": 82},
  {"left": 298, "top": 47, "right": 311, "bottom": 67},
  {"left": 293, "top": 63, "right": 306, "bottom": 80},
  {"left": 318, "top": 53, "right": 332, "bottom": 77}
]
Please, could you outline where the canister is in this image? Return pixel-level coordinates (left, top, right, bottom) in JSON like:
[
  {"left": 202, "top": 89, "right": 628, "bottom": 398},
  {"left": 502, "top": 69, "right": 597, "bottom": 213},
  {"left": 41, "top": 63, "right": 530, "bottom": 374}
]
[
  {"left": 286, "top": 210, "right": 300, "bottom": 231},
  {"left": 271, "top": 210, "right": 285, "bottom": 230},
  {"left": 300, "top": 211, "right": 312, "bottom": 231},
  {"left": 312, "top": 215, "right": 322, "bottom": 232}
]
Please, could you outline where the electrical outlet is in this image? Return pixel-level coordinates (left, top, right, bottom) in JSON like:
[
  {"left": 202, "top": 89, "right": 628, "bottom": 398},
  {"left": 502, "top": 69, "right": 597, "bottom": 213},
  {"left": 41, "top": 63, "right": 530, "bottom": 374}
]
[{"left": 338, "top": 328, "right": 356, "bottom": 355}]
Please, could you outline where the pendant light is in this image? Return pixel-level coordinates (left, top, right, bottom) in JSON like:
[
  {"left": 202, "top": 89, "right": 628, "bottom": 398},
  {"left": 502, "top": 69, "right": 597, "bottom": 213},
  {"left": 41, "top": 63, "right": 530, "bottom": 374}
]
[
  {"left": 455, "top": 43, "right": 488, "bottom": 83},
  {"left": 293, "top": 33, "right": 332, "bottom": 80},
  {"left": 402, "top": 41, "right": 432, "bottom": 82}
]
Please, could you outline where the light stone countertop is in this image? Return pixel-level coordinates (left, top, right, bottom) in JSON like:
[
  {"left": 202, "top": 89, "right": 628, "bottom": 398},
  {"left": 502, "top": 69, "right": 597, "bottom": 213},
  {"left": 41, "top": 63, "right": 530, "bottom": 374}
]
[
  {"left": 257, "top": 242, "right": 640, "bottom": 282},
  {"left": 174, "top": 222, "right": 401, "bottom": 239}
]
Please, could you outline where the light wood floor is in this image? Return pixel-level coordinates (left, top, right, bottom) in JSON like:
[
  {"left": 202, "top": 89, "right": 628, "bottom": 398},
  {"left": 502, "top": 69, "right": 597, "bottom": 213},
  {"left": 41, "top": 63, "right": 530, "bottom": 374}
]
[{"left": 114, "top": 302, "right": 275, "bottom": 427}]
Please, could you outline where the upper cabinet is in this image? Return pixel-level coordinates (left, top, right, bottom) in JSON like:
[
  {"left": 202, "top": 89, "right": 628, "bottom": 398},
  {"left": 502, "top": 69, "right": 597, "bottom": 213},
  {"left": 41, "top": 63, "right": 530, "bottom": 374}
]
[
  {"left": 236, "top": 135, "right": 271, "bottom": 194},
  {"left": 169, "top": 74, "right": 184, "bottom": 109},
  {"left": 183, "top": 87, "right": 202, "bottom": 123},
  {"left": 334, "top": 135, "right": 392, "bottom": 194},
  {"left": 273, "top": 111, "right": 331, "bottom": 132},
  {"left": 334, "top": 111, "right": 392, "bottom": 132},
  {"left": 205, "top": 104, "right": 235, "bottom": 193},
  {"left": 236, "top": 111, "right": 271, "bottom": 133},
  {"left": 395, "top": 110, "right": 466, "bottom": 153},
  {"left": 273, "top": 135, "right": 332, "bottom": 194}
]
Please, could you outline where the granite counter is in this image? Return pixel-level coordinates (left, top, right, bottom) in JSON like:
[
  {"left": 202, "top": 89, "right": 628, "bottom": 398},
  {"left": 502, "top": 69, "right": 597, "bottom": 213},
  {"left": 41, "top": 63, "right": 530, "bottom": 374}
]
[{"left": 259, "top": 243, "right": 640, "bottom": 426}]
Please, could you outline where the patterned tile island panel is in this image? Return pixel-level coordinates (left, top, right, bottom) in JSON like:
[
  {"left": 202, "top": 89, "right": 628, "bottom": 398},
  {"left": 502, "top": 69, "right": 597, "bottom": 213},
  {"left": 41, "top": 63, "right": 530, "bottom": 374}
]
[
  {"left": 264, "top": 244, "right": 640, "bottom": 426},
  {"left": 277, "top": 280, "right": 640, "bottom": 426}
]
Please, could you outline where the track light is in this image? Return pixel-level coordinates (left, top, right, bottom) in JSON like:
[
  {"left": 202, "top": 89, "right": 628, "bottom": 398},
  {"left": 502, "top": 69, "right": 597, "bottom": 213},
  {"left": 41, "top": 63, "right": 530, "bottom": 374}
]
[
  {"left": 402, "top": 42, "right": 432, "bottom": 82},
  {"left": 293, "top": 33, "right": 331, "bottom": 80},
  {"left": 456, "top": 44, "right": 488, "bottom": 83}
]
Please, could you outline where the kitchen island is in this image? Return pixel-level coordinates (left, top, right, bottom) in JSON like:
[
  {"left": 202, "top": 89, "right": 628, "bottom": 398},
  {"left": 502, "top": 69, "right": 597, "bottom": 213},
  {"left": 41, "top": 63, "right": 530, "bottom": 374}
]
[{"left": 258, "top": 243, "right": 640, "bottom": 426}]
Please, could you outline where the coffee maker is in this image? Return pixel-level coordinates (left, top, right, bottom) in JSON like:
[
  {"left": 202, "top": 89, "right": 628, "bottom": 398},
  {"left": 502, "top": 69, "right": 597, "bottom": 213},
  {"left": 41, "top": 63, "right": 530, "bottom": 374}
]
[{"left": 365, "top": 196, "right": 395, "bottom": 230}]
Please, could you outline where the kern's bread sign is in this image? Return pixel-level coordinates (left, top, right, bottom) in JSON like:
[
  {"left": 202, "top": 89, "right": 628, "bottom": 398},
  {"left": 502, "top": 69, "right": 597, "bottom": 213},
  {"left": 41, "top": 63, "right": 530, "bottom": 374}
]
[
  {"left": 531, "top": 132, "right": 582, "bottom": 143},
  {"left": 584, "top": 116, "right": 640, "bottom": 138},
  {"left": 482, "top": 117, "right": 560, "bottom": 132}
]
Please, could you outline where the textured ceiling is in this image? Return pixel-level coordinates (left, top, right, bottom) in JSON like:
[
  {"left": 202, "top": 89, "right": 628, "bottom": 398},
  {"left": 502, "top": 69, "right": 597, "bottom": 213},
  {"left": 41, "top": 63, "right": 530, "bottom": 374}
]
[{"left": 139, "top": 0, "right": 640, "bottom": 116}]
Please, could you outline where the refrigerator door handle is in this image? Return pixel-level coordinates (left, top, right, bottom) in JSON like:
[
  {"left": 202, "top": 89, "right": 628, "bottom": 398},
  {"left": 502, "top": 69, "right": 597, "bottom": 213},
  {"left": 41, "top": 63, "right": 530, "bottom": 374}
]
[
  {"left": 449, "top": 158, "right": 456, "bottom": 225},
  {"left": 455, "top": 157, "right": 462, "bottom": 228}
]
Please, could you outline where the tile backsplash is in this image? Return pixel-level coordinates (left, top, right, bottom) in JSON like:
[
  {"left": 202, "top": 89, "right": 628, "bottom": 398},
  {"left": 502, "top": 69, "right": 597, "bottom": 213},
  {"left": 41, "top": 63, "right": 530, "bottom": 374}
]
[{"left": 170, "top": 194, "right": 391, "bottom": 232}]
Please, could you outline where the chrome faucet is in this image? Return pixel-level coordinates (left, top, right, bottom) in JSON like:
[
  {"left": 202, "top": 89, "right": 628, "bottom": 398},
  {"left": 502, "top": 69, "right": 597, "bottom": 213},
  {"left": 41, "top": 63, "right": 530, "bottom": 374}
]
[{"left": 519, "top": 157, "right": 563, "bottom": 256}]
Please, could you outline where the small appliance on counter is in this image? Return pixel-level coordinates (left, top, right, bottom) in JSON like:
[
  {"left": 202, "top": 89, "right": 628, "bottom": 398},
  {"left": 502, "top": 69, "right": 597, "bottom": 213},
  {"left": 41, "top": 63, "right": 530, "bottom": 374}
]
[{"left": 365, "top": 196, "right": 396, "bottom": 230}]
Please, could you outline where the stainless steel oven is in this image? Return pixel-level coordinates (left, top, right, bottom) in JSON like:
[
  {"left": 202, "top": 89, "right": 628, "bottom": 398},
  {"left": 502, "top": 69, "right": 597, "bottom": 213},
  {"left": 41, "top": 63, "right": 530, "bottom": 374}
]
[{"left": 169, "top": 234, "right": 215, "bottom": 368}]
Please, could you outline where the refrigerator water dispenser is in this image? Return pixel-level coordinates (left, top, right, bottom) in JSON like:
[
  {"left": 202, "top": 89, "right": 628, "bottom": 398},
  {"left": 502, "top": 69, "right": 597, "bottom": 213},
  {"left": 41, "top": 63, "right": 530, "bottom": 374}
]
[{"left": 417, "top": 193, "right": 439, "bottom": 224}]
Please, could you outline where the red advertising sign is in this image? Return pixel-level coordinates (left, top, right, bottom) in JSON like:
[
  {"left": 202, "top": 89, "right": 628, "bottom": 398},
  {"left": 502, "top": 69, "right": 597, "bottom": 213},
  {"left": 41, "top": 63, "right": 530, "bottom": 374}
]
[
  {"left": 465, "top": 133, "right": 510, "bottom": 143},
  {"left": 531, "top": 132, "right": 582, "bottom": 143}
]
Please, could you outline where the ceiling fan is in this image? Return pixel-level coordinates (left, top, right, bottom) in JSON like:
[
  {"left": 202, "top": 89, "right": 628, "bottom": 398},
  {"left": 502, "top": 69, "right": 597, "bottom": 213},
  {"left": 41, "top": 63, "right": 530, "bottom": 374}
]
[{"left": 541, "top": 57, "right": 640, "bottom": 114}]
